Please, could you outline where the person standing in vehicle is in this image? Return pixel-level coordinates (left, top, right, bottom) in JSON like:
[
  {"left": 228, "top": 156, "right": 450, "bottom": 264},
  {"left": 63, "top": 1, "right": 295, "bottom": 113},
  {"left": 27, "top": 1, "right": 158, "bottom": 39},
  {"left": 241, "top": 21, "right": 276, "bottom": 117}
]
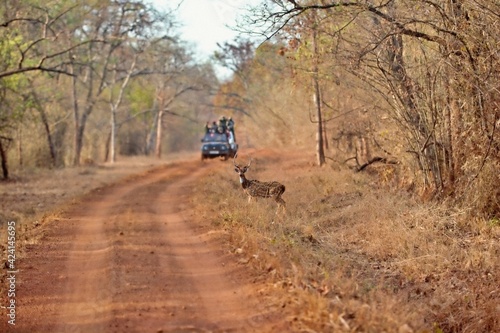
[
  {"left": 227, "top": 117, "right": 235, "bottom": 141},
  {"left": 218, "top": 116, "right": 227, "bottom": 131}
]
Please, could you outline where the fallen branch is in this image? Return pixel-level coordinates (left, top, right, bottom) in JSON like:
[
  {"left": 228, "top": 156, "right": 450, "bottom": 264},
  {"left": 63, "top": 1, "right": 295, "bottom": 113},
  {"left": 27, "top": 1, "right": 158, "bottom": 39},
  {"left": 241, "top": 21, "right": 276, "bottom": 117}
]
[{"left": 356, "top": 157, "right": 398, "bottom": 172}]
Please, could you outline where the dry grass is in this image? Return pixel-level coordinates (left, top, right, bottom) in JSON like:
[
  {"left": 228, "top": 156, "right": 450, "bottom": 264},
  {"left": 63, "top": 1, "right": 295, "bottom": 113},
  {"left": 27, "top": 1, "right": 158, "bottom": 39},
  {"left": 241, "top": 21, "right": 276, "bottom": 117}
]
[
  {"left": 1, "top": 149, "right": 497, "bottom": 332},
  {"left": 193, "top": 149, "right": 500, "bottom": 333}
]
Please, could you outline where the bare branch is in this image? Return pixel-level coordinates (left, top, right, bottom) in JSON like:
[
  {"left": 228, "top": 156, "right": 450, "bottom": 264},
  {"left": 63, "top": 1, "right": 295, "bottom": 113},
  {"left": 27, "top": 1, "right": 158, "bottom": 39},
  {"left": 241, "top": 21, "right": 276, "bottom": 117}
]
[
  {"left": 250, "top": 0, "right": 448, "bottom": 46},
  {"left": 0, "top": 66, "right": 73, "bottom": 79}
]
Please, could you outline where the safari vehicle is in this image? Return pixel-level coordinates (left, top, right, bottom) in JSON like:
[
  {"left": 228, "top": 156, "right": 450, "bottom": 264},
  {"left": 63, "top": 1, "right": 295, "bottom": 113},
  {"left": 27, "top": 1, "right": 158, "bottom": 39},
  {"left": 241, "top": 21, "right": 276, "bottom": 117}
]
[{"left": 200, "top": 131, "right": 237, "bottom": 160}]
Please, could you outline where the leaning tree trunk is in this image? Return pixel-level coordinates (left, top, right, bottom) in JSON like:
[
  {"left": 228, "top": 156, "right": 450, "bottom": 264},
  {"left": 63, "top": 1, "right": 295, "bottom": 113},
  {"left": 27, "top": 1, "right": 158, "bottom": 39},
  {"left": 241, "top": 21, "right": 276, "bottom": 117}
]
[
  {"left": 29, "top": 84, "right": 57, "bottom": 166},
  {"left": 313, "top": 80, "right": 325, "bottom": 166},
  {"left": 108, "top": 57, "right": 137, "bottom": 163},
  {"left": 38, "top": 107, "right": 56, "bottom": 166}
]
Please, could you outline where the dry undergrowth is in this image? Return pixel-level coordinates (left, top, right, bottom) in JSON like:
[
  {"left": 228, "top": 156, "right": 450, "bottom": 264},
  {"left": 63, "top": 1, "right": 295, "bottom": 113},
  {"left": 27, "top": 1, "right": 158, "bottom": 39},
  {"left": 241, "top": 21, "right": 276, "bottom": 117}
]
[
  {"left": 0, "top": 151, "right": 497, "bottom": 332},
  {"left": 193, "top": 150, "right": 499, "bottom": 333}
]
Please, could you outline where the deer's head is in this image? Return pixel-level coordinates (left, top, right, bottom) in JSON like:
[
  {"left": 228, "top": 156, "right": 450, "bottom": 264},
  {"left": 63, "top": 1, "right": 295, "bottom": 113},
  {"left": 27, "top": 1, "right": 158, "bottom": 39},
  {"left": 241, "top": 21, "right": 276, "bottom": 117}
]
[{"left": 233, "top": 153, "right": 252, "bottom": 176}]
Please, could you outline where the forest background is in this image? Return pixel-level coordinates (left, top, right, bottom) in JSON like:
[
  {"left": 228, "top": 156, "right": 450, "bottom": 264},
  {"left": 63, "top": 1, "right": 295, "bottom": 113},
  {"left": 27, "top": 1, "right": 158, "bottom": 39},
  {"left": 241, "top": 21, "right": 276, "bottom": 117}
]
[{"left": 1, "top": 0, "right": 498, "bottom": 236}]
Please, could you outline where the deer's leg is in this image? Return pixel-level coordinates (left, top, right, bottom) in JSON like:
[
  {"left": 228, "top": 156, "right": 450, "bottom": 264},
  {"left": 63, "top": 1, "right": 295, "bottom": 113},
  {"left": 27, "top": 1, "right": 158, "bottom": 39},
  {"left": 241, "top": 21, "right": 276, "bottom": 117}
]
[
  {"left": 275, "top": 195, "right": 286, "bottom": 207},
  {"left": 274, "top": 186, "right": 286, "bottom": 206},
  {"left": 274, "top": 196, "right": 286, "bottom": 215}
]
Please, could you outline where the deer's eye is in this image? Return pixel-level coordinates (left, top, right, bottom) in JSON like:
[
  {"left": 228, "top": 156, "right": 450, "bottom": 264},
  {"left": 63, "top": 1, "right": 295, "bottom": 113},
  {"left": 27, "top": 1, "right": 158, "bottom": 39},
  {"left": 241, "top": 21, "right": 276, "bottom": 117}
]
[{"left": 234, "top": 167, "right": 239, "bottom": 173}]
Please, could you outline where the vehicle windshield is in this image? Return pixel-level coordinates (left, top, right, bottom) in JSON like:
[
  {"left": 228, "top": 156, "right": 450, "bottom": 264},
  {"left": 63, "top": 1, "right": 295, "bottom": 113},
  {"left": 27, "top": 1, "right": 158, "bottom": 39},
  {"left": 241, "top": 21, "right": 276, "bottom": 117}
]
[{"left": 202, "top": 133, "right": 227, "bottom": 142}]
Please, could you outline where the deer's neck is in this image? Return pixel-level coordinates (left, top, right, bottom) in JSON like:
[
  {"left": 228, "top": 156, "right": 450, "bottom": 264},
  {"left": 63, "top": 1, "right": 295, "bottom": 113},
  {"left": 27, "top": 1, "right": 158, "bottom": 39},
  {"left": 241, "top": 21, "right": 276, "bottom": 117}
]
[{"left": 239, "top": 174, "right": 250, "bottom": 188}]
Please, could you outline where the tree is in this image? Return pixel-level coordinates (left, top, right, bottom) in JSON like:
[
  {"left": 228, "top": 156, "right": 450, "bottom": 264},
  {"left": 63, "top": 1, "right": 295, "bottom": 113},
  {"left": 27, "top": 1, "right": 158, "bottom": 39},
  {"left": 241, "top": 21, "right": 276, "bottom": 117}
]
[
  {"left": 212, "top": 39, "right": 255, "bottom": 123},
  {"left": 106, "top": 53, "right": 137, "bottom": 163},
  {"left": 242, "top": 0, "right": 500, "bottom": 216},
  {"left": 60, "top": 0, "right": 176, "bottom": 165},
  {"left": 149, "top": 44, "right": 202, "bottom": 158},
  {"left": 310, "top": 15, "right": 325, "bottom": 166},
  {"left": 0, "top": 0, "right": 87, "bottom": 177},
  {"left": 0, "top": 0, "right": 88, "bottom": 80},
  {"left": 214, "top": 37, "right": 255, "bottom": 81}
]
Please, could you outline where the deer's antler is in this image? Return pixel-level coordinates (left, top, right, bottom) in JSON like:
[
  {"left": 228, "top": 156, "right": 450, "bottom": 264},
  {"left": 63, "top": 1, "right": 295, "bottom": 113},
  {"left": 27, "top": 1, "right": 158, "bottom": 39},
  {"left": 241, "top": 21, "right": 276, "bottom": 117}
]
[
  {"left": 233, "top": 153, "right": 239, "bottom": 167},
  {"left": 234, "top": 152, "right": 252, "bottom": 168}
]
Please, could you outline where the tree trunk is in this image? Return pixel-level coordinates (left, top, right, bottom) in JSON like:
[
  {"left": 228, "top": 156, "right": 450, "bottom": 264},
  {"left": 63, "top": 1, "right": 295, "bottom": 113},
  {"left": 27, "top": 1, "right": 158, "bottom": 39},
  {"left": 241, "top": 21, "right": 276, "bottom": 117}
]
[
  {"left": 109, "top": 108, "right": 116, "bottom": 163},
  {"left": 38, "top": 107, "right": 56, "bottom": 166},
  {"left": 445, "top": 0, "right": 469, "bottom": 185},
  {"left": 445, "top": 96, "right": 456, "bottom": 185},
  {"left": 448, "top": 89, "right": 463, "bottom": 182},
  {"left": 108, "top": 57, "right": 137, "bottom": 163},
  {"left": 74, "top": 113, "right": 89, "bottom": 167},
  {"left": 28, "top": 85, "right": 57, "bottom": 167},
  {"left": 0, "top": 138, "right": 9, "bottom": 179},
  {"left": 312, "top": 25, "right": 325, "bottom": 166},
  {"left": 104, "top": 131, "right": 111, "bottom": 162},
  {"left": 155, "top": 108, "right": 164, "bottom": 159},
  {"left": 71, "top": 64, "right": 82, "bottom": 166},
  {"left": 314, "top": 83, "right": 325, "bottom": 166},
  {"left": 323, "top": 119, "right": 329, "bottom": 150},
  {"left": 17, "top": 127, "right": 23, "bottom": 168},
  {"left": 70, "top": 58, "right": 96, "bottom": 166}
]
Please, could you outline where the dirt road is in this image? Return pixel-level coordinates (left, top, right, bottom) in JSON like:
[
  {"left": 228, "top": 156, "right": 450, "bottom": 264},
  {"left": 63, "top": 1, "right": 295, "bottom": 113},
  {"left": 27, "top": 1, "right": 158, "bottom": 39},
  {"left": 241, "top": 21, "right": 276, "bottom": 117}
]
[{"left": 8, "top": 160, "right": 279, "bottom": 332}]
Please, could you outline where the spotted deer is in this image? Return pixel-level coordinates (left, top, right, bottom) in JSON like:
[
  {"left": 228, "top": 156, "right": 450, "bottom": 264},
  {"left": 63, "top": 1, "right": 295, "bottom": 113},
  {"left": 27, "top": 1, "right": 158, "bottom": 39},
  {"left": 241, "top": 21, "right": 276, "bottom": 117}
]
[{"left": 233, "top": 154, "right": 286, "bottom": 214}]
